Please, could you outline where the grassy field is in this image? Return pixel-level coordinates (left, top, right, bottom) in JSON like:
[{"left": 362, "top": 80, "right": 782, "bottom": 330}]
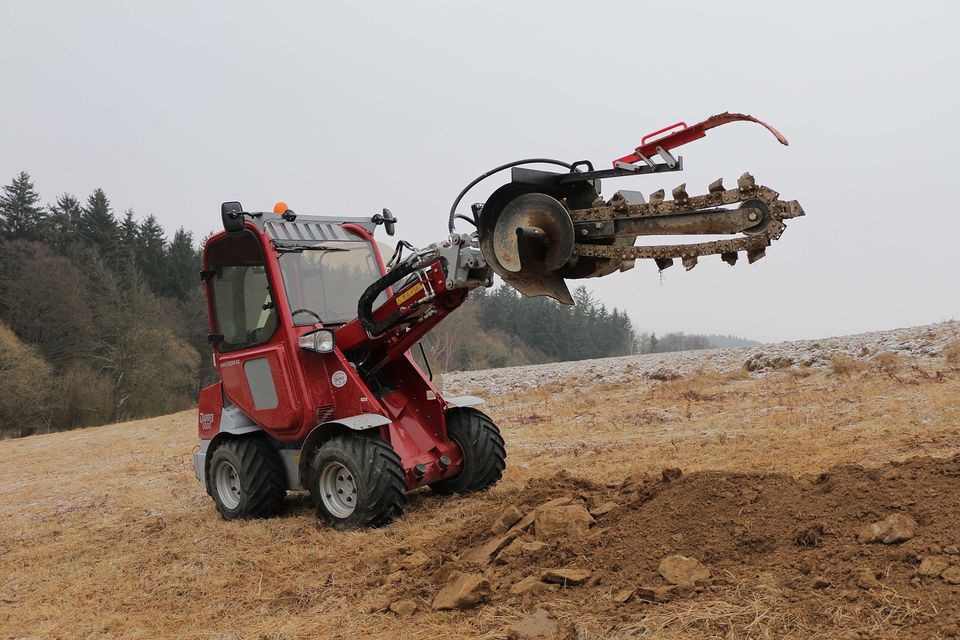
[{"left": 2, "top": 346, "right": 959, "bottom": 639}]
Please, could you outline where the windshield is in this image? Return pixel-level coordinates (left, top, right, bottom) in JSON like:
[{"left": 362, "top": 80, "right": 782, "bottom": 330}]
[{"left": 278, "top": 240, "right": 385, "bottom": 325}]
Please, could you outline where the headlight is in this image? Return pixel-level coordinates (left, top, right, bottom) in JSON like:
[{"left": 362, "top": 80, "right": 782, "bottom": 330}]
[{"left": 298, "top": 329, "right": 335, "bottom": 353}]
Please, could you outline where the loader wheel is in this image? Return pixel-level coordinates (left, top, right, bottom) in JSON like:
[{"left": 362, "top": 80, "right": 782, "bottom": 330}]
[
  {"left": 208, "top": 437, "right": 286, "bottom": 520},
  {"left": 431, "top": 408, "right": 506, "bottom": 495},
  {"left": 309, "top": 433, "right": 407, "bottom": 528}
]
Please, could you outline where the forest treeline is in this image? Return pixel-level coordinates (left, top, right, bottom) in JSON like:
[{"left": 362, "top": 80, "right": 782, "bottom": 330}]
[
  {"left": 0, "top": 172, "right": 210, "bottom": 438},
  {"left": 419, "top": 284, "right": 636, "bottom": 372},
  {"left": 419, "top": 285, "right": 757, "bottom": 372},
  {"left": 635, "top": 331, "right": 760, "bottom": 354},
  {"left": 0, "top": 171, "right": 756, "bottom": 438}
]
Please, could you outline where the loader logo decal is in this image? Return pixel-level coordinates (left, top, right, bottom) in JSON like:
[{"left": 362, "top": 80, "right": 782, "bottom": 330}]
[
  {"left": 395, "top": 282, "right": 424, "bottom": 306},
  {"left": 331, "top": 370, "right": 348, "bottom": 388},
  {"left": 199, "top": 413, "right": 215, "bottom": 430}
]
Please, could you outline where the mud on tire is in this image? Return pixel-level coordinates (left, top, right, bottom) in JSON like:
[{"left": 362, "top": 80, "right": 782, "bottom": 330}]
[
  {"left": 431, "top": 408, "right": 506, "bottom": 495},
  {"left": 208, "top": 437, "right": 286, "bottom": 520},
  {"left": 309, "top": 433, "right": 407, "bottom": 528}
]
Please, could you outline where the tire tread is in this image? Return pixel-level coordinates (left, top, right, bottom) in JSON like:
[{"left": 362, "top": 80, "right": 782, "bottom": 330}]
[
  {"left": 209, "top": 437, "right": 286, "bottom": 520},
  {"left": 431, "top": 408, "right": 506, "bottom": 495},
  {"left": 311, "top": 433, "right": 407, "bottom": 528}
]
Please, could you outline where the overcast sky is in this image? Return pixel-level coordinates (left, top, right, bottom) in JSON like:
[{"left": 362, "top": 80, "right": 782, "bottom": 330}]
[{"left": 2, "top": 0, "right": 957, "bottom": 342}]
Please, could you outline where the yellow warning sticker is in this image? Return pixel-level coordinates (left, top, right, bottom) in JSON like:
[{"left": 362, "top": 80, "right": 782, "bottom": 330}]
[{"left": 396, "top": 282, "right": 424, "bottom": 306}]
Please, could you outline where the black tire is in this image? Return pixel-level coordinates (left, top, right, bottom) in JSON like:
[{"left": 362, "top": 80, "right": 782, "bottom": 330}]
[
  {"left": 431, "top": 408, "right": 506, "bottom": 495},
  {"left": 308, "top": 433, "right": 407, "bottom": 528},
  {"left": 207, "top": 437, "right": 286, "bottom": 520}
]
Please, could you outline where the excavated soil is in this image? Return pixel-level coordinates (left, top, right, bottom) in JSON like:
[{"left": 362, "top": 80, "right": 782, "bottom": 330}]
[{"left": 385, "top": 456, "right": 960, "bottom": 638}]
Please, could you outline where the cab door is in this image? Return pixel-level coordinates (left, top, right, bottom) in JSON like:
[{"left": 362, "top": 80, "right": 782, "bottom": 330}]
[{"left": 204, "top": 230, "right": 301, "bottom": 433}]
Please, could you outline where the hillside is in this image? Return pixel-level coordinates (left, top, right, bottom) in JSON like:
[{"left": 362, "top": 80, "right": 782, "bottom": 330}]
[{"left": 2, "top": 321, "right": 960, "bottom": 639}]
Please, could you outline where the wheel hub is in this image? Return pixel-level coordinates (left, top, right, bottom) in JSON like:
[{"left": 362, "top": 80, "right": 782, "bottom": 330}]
[
  {"left": 319, "top": 461, "right": 357, "bottom": 519},
  {"left": 214, "top": 460, "right": 242, "bottom": 510}
]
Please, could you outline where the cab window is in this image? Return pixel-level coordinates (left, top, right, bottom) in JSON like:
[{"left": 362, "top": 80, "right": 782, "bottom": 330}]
[
  {"left": 205, "top": 231, "right": 278, "bottom": 351},
  {"left": 278, "top": 240, "right": 387, "bottom": 325}
]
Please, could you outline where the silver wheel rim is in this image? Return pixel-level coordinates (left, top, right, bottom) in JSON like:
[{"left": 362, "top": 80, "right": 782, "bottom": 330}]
[
  {"left": 318, "top": 461, "right": 357, "bottom": 518},
  {"left": 214, "top": 460, "right": 242, "bottom": 510}
]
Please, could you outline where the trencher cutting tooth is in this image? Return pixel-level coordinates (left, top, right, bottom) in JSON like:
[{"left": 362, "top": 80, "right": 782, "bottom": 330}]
[
  {"left": 672, "top": 183, "right": 689, "bottom": 202},
  {"left": 738, "top": 172, "right": 756, "bottom": 191},
  {"left": 747, "top": 246, "right": 766, "bottom": 263},
  {"left": 708, "top": 178, "right": 725, "bottom": 193},
  {"left": 721, "top": 251, "right": 738, "bottom": 266},
  {"left": 649, "top": 189, "right": 665, "bottom": 204},
  {"left": 681, "top": 255, "right": 698, "bottom": 271},
  {"left": 655, "top": 257, "right": 673, "bottom": 271}
]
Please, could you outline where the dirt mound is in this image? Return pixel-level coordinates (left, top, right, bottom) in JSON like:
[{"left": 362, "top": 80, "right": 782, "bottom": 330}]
[{"left": 382, "top": 455, "right": 960, "bottom": 638}]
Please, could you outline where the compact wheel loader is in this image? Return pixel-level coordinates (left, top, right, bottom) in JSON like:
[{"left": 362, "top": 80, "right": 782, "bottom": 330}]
[{"left": 193, "top": 112, "right": 804, "bottom": 527}]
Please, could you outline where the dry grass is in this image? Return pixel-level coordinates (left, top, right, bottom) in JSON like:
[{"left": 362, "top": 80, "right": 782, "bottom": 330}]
[
  {"left": 1, "top": 354, "right": 959, "bottom": 638},
  {"left": 945, "top": 339, "right": 960, "bottom": 366},
  {"left": 828, "top": 354, "right": 868, "bottom": 376},
  {"left": 871, "top": 351, "right": 903, "bottom": 374},
  {"left": 613, "top": 582, "right": 812, "bottom": 639}
]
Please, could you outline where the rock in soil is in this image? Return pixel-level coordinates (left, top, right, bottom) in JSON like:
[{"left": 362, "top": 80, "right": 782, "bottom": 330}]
[
  {"left": 510, "top": 575, "right": 552, "bottom": 596},
  {"left": 857, "top": 513, "right": 918, "bottom": 544},
  {"left": 942, "top": 566, "right": 960, "bottom": 584},
  {"left": 635, "top": 585, "right": 676, "bottom": 603},
  {"left": 534, "top": 504, "right": 593, "bottom": 538},
  {"left": 496, "top": 538, "right": 548, "bottom": 564},
  {"left": 917, "top": 556, "right": 951, "bottom": 578},
  {"left": 657, "top": 555, "right": 710, "bottom": 586},
  {"left": 508, "top": 608, "right": 559, "bottom": 640},
  {"left": 853, "top": 567, "right": 880, "bottom": 589},
  {"left": 541, "top": 568, "right": 591, "bottom": 586},
  {"left": 389, "top": 599, "right": 417, "bottom": 617},
  {"left": 589, "top": 501, "right": 618, "bottom": 517},
  {"left": 367, "top": 595, "right": 391, "bottom": 613},
  {"left": 432, "top": 572, "right": 491, "bottom": 610},
  {"left": 382, "top": 570, "right": 404, "bottom": 586},
  {"left": 463, "top": 497, "right": 572, "bottom": 567},
  {"left": 491, "top": 506, "right": 525, "bottom": 535},
  {"left": 401, "top": 550, "right": 429, "bottom": 570},
  {"left": 613, "top": 589, "right": 634, "bottom": 603}
]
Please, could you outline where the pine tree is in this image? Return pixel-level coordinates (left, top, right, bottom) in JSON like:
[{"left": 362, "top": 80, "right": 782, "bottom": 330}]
[
  {"left": 162, "top": 227, "right": 199, "bottom": 301},
  {"left": 573, "top": 285, "right": 594, "bottom": 309},
  {"left": 79, "top": 188, "right": 120, "bottom": 263},
  {"left": 0, "top": 171, "right": 46, "bottom": 240},
  {"left": 119, "top": 209, "right": 138, "bottom": 256},
  {"left": 135, "top": 214, "right": 168, "bottom": 292},
  {"left": 47, "top": 193, "right": 83, "bottom": 251}
]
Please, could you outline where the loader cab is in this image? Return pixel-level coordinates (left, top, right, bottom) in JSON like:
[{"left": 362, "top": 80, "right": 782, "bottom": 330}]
[{"left": 202, "top": 209, "right": 392, "bottom": 441}]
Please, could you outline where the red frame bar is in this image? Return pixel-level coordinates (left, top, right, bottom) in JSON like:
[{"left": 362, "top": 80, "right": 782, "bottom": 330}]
[{"left": 614, "top": 112, "right": 789, "bottom": 168}]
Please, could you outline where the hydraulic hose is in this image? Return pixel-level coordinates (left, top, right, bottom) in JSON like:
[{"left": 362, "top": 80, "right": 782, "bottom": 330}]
[
  {"left": 447, "top": 158, "right": 574, "bottom": 233},
  {"left": 357, "top": 255, "right": 427, "bottom": 338}
]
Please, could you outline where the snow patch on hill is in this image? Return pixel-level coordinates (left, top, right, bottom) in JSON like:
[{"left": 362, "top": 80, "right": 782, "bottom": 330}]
[{"left": 444, "top": 321, "right": 959, "bottom": 396}]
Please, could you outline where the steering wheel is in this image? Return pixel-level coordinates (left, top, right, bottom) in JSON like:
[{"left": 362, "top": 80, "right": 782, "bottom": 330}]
[{"left": 291, "top": 308, "right": 322, "bottom": 323}]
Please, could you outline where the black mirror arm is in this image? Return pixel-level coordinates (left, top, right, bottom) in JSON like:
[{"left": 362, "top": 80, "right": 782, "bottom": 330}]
[{"left": 372, "top": 208, "right": 398, "bottom": 236}]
